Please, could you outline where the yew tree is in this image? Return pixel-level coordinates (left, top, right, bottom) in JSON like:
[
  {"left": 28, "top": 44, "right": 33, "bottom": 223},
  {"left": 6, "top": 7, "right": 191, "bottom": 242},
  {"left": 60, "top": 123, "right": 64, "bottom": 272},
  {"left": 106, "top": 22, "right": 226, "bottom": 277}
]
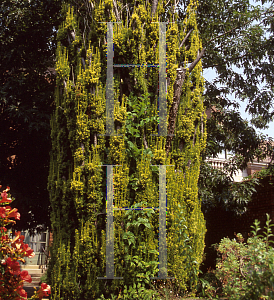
[{"left": 48, "top": 0, "right": 207, "bottom": 298}]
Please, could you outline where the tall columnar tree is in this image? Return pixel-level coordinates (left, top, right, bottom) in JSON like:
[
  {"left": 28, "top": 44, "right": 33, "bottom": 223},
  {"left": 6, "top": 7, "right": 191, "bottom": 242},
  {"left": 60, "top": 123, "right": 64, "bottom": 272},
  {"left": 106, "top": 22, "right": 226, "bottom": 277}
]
[{"left": 48, "top": 0, "right": 206, "bottom": 298}]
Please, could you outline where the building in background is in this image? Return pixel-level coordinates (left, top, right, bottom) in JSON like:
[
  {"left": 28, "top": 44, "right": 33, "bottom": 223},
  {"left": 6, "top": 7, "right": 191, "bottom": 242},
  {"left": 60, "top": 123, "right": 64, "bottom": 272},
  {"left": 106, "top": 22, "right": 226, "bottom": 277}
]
[
  {"left": 206, "top": 148, "right": 271, "bottom": 182},
  {"left": 8, "top": 229, "right": 50, "bottom": 267}
]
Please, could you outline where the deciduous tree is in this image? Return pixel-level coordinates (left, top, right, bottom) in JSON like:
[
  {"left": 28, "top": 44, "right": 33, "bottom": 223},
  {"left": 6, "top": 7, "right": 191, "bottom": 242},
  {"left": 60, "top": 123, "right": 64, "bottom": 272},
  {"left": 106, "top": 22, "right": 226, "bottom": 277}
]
[{"left": 0, "top": 0, "right": 62, "bottom": 232}]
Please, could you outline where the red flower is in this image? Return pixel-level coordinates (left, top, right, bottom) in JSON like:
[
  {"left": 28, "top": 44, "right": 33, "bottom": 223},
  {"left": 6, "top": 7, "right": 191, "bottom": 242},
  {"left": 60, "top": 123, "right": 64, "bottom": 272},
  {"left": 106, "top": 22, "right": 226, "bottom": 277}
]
[
  {"left": 0, "top": 187, "right": 39, "bottom": 299},
  {"left": 17, "top": 287, "right": 27, "bottom": 299},
  {"left": 1, "top": 234, "right": 8, "bottom": 242},
  {"left": 41, "top": 283, "right": 50, "bottom": 290},
  {"left": 20, "top": 270, "right": 32, "bottom": 283},
  {"left": 8, "top": 208, "right": 20, "bottom": 220},
  {"left": 4, "top": 257, "right": 21, "bottom": 275},
  {"left": 37, "top": 283, "right": 51, "bottom": 298},
  {"left": 0, "top": 191, "right": 12, "bottom": 204},
  {"left": 0, "top": 207, "right": 6, "bottom": 218},
  {"left": 22, "top": 244, "right": 35, "bottom": 258},
  {"left": 19, "top": 234, "right": 25, "bottom": 242}
]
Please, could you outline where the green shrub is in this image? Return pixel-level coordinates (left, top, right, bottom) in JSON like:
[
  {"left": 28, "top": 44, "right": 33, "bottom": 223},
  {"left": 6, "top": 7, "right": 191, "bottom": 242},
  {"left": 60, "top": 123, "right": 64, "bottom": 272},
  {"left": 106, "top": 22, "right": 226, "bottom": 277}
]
[
  {"left": 210, "top": 213, "right": 274, "bottom": 299},
  {"left": 197, "top": 270, "right": 222, "bottom": 299}
]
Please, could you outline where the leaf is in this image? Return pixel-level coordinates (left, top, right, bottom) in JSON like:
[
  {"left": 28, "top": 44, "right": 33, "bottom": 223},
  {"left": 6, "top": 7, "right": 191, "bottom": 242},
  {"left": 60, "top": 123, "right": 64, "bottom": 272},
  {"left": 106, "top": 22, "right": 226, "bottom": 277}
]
[{"left": 123, "top": 231, "right": 136, "bottom": 246}]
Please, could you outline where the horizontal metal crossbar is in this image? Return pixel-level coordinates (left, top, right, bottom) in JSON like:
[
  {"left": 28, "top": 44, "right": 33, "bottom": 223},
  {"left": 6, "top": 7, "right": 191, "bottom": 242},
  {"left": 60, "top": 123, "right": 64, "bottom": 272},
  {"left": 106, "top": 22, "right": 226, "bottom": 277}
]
[
  {"left": 114, "top": 64, "right": 159, "bottom": 67},
  {"left": 113, "top": 207, "right": 160, "bottom": 211}
]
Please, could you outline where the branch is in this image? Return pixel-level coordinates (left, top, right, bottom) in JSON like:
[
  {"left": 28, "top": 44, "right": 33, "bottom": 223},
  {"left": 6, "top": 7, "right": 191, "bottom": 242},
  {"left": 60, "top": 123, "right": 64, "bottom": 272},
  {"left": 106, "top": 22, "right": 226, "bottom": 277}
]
[
  {"left": 172, "top": 0, "right": 179, "bottom": 22},
  {"left": 193, "top": 123, "right": 198, "bottom": 147},
  {"left": 69, "top": 30, "right": 86, "bottom": 69},
  {"left": 205, "top": 53, "right": 248, "bottom": 69},
  {"left": 239, "top": 257, "right": 246, "bottom": 278},
  {"left": 201, "top": 115, "right": 204, "bottom": 139},
  {"left": 204, "top": 7, "right": 272, "bottom": 48},
  {"left": 81, "top": 143, "right": 85, "bottom": 166},
  {"left": 94, "top": 133, "right": 97, "bottom": 147},
  {"left": 165, "top": 48, "right": 205, "bottom": 156},
  {"left": 189, "top": 48, "right": 205, "bottom": 73},
  {"left": 143, "top": 132, "right": 148, "bottom": 150},
  {"left": 165, "top": 67, "right": 187, "bottom": 156},
  {"left": 70, "top": 30, "right": 76, "bottom": 41},
  {"left": 179, "top": 29, "right": 193, "bottom": 48},
  {"left": 113, "top": 0, "right": 120, "bottom": 22},
  {"left": 151, "top": 0, "right": 158, "bottom": 17},
  {"left": 164, "top": 0, "right": 171, "bottom": 8},
  {"left": 71, "top": 65, "right": 75, "bottom": 85},
  {"left": 179, "top": 139, "right": 184, "bottom": 151}
]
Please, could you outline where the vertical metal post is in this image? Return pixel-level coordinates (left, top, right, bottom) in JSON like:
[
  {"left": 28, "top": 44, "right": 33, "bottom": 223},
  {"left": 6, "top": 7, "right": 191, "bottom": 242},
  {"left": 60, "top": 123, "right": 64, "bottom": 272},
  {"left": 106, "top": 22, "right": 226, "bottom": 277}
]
[
  {"left": 106, "top": 22, "right": 114, "bottom": 136},
  {"left": 150, "top": 165, "right": 173, "bottom": 280},
  {"left": 159, "top": 22, "right": 167, "bottom": 136},
  {"left": 98, "top": 164, "right": 123, "bottom": 280},
  {"left": 158, "top": 165, "right": 167, "bottom": 278},
  {"left": 106, "top": 165, "right": 114, "bottom": 278}
]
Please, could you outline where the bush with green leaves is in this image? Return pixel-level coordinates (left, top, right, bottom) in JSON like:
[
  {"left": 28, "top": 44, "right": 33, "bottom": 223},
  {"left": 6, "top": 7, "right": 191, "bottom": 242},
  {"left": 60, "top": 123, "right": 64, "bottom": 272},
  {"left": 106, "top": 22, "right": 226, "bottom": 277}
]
[
  {"left": 197, "top": 270, "right": 222, "bottom": 299},
  {"left": 209, "top": 214, "right": 274, "bottom": 299},
  {"left": 98, "top": 283, "right": 158, "bottom": 300}
]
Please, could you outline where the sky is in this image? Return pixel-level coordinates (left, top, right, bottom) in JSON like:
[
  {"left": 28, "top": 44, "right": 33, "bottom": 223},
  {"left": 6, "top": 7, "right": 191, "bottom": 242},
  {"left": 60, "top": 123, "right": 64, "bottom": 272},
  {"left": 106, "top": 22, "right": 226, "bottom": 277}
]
[{"left": 203, "top": 68, "right": 274, "bottom": 139}]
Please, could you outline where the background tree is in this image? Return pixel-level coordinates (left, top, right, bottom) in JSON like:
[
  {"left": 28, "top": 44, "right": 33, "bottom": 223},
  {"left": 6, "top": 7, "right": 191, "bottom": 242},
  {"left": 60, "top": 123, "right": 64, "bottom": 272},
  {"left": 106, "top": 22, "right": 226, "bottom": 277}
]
[
  {"left": 180, "top": 0, "right": 274, "bottom": 274},
  {"left": 0, "top": 0, "right": 62, "bottom": 233},
  {"left": 177, "top": 0, "right": 274, "bottom": 212},
  {"left": 180, "top": 0, "right": 274, "bottom": 130},
  {"left": 47, "top": 0, "right": 206, "bottom": 298}
]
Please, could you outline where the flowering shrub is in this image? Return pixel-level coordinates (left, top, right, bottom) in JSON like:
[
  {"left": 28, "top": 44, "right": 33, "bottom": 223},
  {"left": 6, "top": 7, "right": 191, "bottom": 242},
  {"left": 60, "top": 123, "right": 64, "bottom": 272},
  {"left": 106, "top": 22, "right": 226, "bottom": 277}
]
[
  {"left": 0, "top": 186, "right": 51, "bottom": 299},
  {"left": 206, "top": 213, "right": 274, "bottom": 299}
]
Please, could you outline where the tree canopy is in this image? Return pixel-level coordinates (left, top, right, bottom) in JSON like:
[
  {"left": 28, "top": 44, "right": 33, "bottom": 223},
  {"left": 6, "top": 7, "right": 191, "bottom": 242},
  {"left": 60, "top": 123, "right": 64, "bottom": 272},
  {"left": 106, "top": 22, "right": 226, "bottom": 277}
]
[
  {"left": 188, "top": 0, "right": 274, "bottom": 212},
  {"left": 184, "top": 0, "right": 274, "bottom": 128}
]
